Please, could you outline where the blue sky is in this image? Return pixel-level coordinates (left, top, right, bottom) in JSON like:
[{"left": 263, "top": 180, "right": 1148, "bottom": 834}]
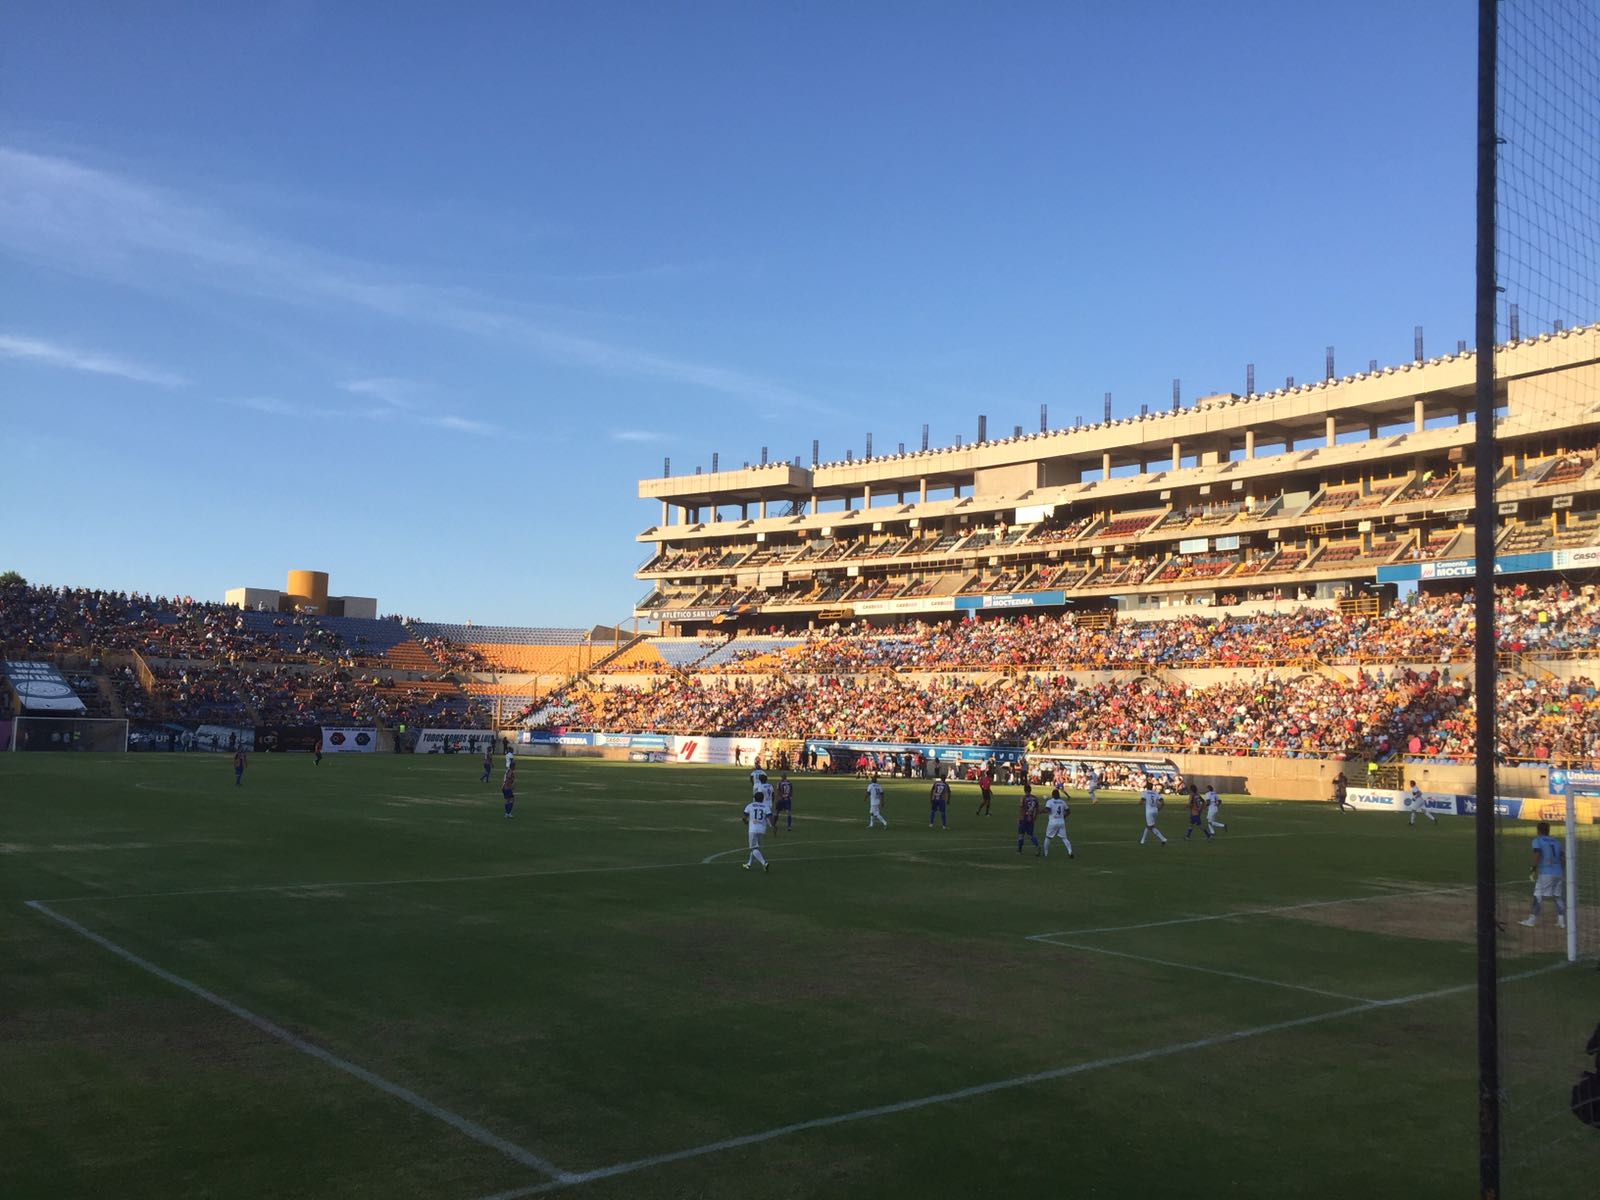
[{"left": 1, "top": 2, "right": 1478, "bottom": 626}]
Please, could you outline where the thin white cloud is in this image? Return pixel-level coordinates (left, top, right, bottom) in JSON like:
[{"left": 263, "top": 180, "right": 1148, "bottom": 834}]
[
  {"left": 0, "top": 332, "right": 186, "bottom": 387},
  {"left": 611, "top": 429, "right": 668, "bottom": 443},
  {"left": 221, "top": 395, "right": 299, "bottom": 415},
  {"left": 219, "top": 389, "right": 495, "bottom": 436},
  {"left": 0, "top": 145, "right": 832, "bottom": 414},
  {"left": 342, "top": 377, "right": 422, "bottom": 410},
  {"left": 425, "top": 414, "right": 496, "bottom": 436}
]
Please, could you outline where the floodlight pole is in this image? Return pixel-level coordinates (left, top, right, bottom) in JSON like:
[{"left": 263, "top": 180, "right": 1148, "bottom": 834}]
[{"left": 1473, "top": 0, "right": 1501, "bottom": 1195}]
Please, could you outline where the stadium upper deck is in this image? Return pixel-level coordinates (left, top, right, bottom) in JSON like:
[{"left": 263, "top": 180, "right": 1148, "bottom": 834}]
[{"left": 635, "top": 327, "right": 1600, "bottom": 632}]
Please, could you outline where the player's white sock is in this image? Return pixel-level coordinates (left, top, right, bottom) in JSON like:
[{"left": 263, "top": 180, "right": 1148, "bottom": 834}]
[
  {"left": 1155, "top": 829, "right": 1168, "bottom": 844},
  {"left": 749, "top": 849, "right": 767, "bottom": 867}
]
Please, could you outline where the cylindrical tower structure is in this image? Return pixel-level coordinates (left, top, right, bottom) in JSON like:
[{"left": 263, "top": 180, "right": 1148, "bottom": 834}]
[{"left": 285, "top": 569, "right": 330, "bottom": 614}]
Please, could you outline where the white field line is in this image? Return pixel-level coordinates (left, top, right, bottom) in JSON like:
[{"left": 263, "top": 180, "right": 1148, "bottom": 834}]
[
  {"left": 1025, "top": 882, "right": 1475, "bottom": 939},
  {"left": 699, "top": 830, "right": 1293, "bottom": 867},
  {"left": 33, "top": 834, "right": 1295, "bottom": 905},
  {"left": 24, "top": 901, "right": 576, "bottom": 1184},
  {"left": 1030, "top": 935, "right": 1379, "bottom": 1002},
  {"left": 472, "top": 961, "right": 1572, "bottom": 1200}
]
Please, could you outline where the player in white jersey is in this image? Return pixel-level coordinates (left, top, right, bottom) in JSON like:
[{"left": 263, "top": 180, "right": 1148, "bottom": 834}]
[
  {"left": 742, "top": 792, "right": 772, "bottom": 872},
  {"left": 1138, "top": 782, "right": 1168, "bottom": 845},
  {"left": 1407, "top": 779, "right": 1436, "bottom": 827},
  {"left": 867, "top": 775, "right": 888, "bottom": 828},
  {"left": 1085, "top": 767, "right": 1100, "bottom": 805},
  {"left": 1204, "top": 785, "right": 1226, "bottom": 834},
  {"left": 1041, "top": 788, "right": 1074, "bottom": 858}
]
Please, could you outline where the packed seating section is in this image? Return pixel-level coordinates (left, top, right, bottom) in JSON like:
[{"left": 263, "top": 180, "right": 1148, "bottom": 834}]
[{"left": 9, "top": 578, "right": 1600, "bottom": 764}]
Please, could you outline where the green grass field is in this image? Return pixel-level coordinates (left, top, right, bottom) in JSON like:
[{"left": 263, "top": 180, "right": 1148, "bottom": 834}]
[{"left": 2, "top": 753, "right": 1591, "bottom": 1198}]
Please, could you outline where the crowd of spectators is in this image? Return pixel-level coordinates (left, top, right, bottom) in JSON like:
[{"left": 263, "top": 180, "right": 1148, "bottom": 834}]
[
  {"left": 10, "top": 574, "right": 1600, "bottom": 761},
  {"left": 543, "top": 667, "right": 1475, "bottom": 762},
  {"left": 2, "top": 580, "right": 487, "bottom": 728},
  {"left": 706, "top": 583, "right": 1600, "bottom": 674},
  {"left": 146, "top": 663, "right": 491, "bottom": 728}
]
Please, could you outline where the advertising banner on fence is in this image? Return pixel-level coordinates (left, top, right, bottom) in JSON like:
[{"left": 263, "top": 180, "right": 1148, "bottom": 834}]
[
  {"left": 952, "top": 590, "right": 1067, "bottom": 612},
  {"left": 1549, "top": 766, "right": 1600, "bottom": 796},
  {"left": 320, "top": 727, "right": 377, "bottom": 753},
  {"left": 669, "top": 735, "right": 765, "bottom": 765},
  {"left": 192, "top": 724, "right": 255, "bottom": 753},
  {"left": 255, "top": 726, "right": 322, "bottom": 753},
  {"left": 1377, "top": 551, "right": 1555, "bottom": 583},
  {"left": 415, "top": 729, "right": 496, "bottom": 755},
  {"left": 1346, "top": 787, "right": 1460, "bottom": 817},
  {"left": 1348, "top": 788, "right": 1586, "bottom": 821},
  {"left": 1552, "top": 544, "right": 1600, "bottom": 571},
  {"left": 853, "top": 596, "right": 957, "bottom": 616}
]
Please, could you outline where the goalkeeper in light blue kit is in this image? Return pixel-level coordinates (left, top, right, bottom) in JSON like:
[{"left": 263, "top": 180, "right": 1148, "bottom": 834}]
[{"left": 1519, "top": 820, "right": 1566, "bottom": 929}]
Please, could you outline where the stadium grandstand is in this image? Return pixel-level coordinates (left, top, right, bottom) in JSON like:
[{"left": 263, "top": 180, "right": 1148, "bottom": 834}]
[
  {"left": 489, "top": 325, "right": 1600, "bottom": 799},
  {"left": 0, "top": 583, "right": 630, "bottom": 741},
  {"left": 632, "top": 327, "right": 1600, "bottom": 634},
  {"left": 7, "top": 328, "right": 1600, "bottom": 795}
]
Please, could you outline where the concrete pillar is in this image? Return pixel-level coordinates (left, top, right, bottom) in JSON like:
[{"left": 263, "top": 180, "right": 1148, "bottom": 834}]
[
  {"left": 1414, "top": 398, "right": 1425, "bottom": 432},
  {"left": 1369, "top": 420, "right": 1380, "bottom": 439},
  {"left": 1102, "top": 451, "right": 1113, "bottom": 478},
  {"left": 1171, "top": 441, "right": 1181, "bottom": 471},
  {"left": 1244, "top": 430, "right": 1255, "bottom": 460},
  {"left": 1326, "top": 415, "right": 1336, "bottom": 447},
  {"left": 863, "top": 484, "right": 872, "bottom": 509},
  {"left": 919, "top": 478, "right": 928, "bottom": 503},
  {"left": 661, "top": 500, "right": 670, "bottom": 526},
  {"left": 758, "top": 499, "right": 767, "bottom": 520}
]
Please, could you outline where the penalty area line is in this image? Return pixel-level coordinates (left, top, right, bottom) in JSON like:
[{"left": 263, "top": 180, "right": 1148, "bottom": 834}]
[
  {"left": 472, "top": 961, "right": 1571, "bottom": 1200},
  {"left": 1029, "top": 935, "right": 1378, "bottom": 1002},
  {"left": 1024, "top": 882, "right": 1474, "bottom": 939},
  {"left": 24, "top": 901, "right": 576, "bottom": 1184}
]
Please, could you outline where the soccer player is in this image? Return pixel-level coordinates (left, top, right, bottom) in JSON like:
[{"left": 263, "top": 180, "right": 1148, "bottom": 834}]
[
  {"left": 1138, "top": 781, "right": 1167, "bottom": 845},
  {"left": 1407, "top": 779, "right": 1436, "bottom": 827},
  {"left": 313, "top": 736, "right": 322, "bottom": 767},
  {"left": 775, "top": 771, "right": 795, "bottom": 831},
  {"left": 743, "top": 788, "right": 772, "bottom": 872},
  {"left": 502, "top": 757, "right": 516, "bottom": 818},
  {"left": 1086, "top": 766, "right": 1100, "bottom": 805},
  {"left": 233, "top": 748, "right": 247, "bottom": 786},
  {"left": 929, "top": 772, "right": 951, "bottom": 829},
  {"left": 1519, "top": 820, "right": 1567, "bottom": 929},
  {"left": 976, "top": 765, "right": 994, "bottom": 816},
  {"left": 867, "top": 775, "right": 888, "bottom": 828},
  {"left": 1041, "top": 787, "right": 1073, "bottom": 858},
  {"left": 1204, "top": 784, "right": 1227, "bottom": 834},
  {"left": 505, "top": 747, "right": 514, "bottom": 773},
  {"left": 1017, "top": 783, "right": 1041, "bottom": 854},
  {"left": 1332, "top": 770, "right": 1349, "bottom": 813},
  {"left": 480, "top": 744, "right": 492, "bottom": 784},
  {"left": 1183, "top": 783, "right": 1212, "bottom": 841}
]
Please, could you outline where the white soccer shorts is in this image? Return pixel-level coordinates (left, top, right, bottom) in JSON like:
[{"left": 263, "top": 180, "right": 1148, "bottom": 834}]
[{"left": 1534, "top": 874, "right": 1563, "bottom": 899}]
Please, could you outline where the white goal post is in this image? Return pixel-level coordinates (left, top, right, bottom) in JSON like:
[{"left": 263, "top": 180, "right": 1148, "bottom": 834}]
[{"left": 10, "top": 716, "right": 129, "bottom": 753}]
